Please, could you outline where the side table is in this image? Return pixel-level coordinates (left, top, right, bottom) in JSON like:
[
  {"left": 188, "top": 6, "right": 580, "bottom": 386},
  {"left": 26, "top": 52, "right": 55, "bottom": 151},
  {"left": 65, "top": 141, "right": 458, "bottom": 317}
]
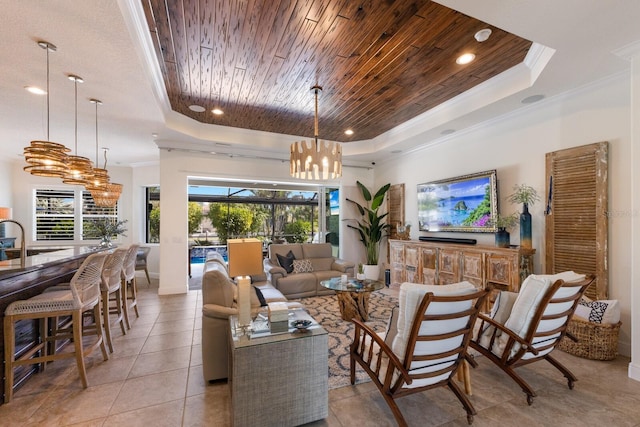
[
  {"left": 320, "top": 277, "right": 384, "bottom": 321},
  {"left": 228, "top": 313, "right": 328, "bottom": 427}
]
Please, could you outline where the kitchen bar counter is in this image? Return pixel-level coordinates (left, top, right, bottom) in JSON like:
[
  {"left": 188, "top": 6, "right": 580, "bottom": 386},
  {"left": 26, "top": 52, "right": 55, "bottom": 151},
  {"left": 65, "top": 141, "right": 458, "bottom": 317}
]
[{"left": 0, "top": 245, "right": 107, "bottom": 402}]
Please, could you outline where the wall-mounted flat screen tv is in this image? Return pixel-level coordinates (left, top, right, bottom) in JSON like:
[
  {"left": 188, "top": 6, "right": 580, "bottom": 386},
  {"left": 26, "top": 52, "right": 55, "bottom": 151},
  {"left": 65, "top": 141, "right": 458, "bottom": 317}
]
[{"left": 417, "top": 169, "right": 498, "bottom": 233}]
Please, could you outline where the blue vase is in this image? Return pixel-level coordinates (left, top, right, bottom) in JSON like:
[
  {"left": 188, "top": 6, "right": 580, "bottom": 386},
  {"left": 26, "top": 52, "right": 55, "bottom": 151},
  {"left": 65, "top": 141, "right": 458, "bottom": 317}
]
[
  {"left": 520, "top": 203, "right": 532, "bottom": 249},
  {"left": 495, "top": 228, "right": 510, "bottom": 248}
]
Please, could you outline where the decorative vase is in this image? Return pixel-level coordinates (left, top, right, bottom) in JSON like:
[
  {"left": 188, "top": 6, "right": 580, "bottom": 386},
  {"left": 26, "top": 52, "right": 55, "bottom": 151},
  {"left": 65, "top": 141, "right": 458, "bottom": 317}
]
[
  {"left": 363, "top": 264, "right": 380, "bottom": 281},
  {"left": 520, "top": 203, "right": 532, "bottom": 249},
  {"left": 495, "top": 228, "right": 510, "bottom": 248},
  {"left": 99, "top": 236, "right": 112, "bottom": 248}
]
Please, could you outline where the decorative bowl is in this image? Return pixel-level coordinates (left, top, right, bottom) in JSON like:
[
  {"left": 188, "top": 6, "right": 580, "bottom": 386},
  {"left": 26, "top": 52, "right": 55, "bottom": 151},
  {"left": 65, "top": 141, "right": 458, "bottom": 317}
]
[{"left": 292, "top": 319, "right": 312, "bottom": 330}]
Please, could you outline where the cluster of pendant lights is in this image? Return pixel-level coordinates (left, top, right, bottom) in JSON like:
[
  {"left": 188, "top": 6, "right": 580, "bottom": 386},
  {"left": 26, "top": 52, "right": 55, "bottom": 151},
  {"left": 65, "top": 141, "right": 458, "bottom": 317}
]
[{"left": 23, "top": 41, "right": 122, "bottom": 207}]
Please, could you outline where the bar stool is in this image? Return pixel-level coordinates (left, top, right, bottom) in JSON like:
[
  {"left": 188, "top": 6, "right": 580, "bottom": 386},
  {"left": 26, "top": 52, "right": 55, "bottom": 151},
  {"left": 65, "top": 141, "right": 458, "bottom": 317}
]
[
  {"left": 3, "top": 251, "right": 109, "bottom": 403},
  {"left": 101, "top": 247, "right": 128, "bottom": 352},
  {"left": 121, "top": 244, "right": 139, "bottom": 329},
  {"left": 135, "top": 246, "right": 151, "bottom": 286}
]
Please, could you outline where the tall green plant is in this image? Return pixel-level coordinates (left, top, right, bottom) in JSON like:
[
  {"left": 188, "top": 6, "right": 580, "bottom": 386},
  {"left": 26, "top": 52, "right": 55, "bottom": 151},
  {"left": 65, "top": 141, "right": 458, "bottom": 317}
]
[{"left": 346, "top": 181, "right": 391, "bottom": 265}]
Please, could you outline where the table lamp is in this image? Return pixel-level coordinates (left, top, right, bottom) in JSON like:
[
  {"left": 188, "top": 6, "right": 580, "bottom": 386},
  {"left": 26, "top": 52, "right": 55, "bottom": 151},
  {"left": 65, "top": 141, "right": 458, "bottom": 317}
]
[{"left": 227, "top": 238, "right": 264, "bottom": 330}]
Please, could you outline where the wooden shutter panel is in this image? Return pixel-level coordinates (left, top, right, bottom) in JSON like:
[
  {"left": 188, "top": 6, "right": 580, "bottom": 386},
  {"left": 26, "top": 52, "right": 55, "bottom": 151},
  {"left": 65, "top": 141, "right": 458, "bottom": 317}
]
[{"left": 545, "top": 141, "right": 608, "bottom": 299}]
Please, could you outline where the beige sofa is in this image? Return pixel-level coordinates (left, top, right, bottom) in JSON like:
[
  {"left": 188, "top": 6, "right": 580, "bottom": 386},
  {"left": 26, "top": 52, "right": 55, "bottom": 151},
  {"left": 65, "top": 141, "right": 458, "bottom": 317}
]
[
  {"left": 263, "top": 243, "right": 355, "bottom": 299},
  {"left": 201, "top": 254, "right": 302, "bottom": 382}
]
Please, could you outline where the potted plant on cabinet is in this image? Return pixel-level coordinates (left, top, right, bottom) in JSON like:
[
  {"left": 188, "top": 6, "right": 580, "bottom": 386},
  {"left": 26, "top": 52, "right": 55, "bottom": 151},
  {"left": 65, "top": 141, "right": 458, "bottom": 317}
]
[
  {"left": 346, "top": 181, "right": 391, "bottom": 280},
  {"left": 507, "top": 184, "right": 540, "bottom": 249},
  {"left": 489, "top": 212, "right": 519, "bottom": 248}
]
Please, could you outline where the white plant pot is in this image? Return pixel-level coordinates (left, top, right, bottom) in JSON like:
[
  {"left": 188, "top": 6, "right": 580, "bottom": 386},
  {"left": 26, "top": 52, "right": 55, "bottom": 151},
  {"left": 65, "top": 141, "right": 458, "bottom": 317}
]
[
  {"left": 356, "top": 273, "right": 366, "bottom": 281},
  {"left": 363, "top": 264, "right": 380, "bottom": 281}
]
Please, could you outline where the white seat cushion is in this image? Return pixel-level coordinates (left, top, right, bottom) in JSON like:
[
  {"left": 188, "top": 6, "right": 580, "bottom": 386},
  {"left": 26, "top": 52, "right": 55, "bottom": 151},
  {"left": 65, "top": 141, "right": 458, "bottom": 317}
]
[
  {"left": 495, "top": 272, "right": 586, "bottom": 359},
  {"left": 392, "top": 281, "right": 477, "bottom": 389}
]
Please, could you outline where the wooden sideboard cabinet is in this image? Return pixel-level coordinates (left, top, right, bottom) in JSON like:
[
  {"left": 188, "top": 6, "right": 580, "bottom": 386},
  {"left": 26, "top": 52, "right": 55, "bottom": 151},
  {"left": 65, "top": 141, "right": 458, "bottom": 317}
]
[{"left": 389, "top": 240, "right": 535, "bottom": 304}]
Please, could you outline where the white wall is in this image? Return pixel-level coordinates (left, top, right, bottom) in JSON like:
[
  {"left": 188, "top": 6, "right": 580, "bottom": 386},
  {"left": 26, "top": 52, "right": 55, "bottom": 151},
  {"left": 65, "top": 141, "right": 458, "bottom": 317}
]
[
  {"left": 629, "top": 48, "right": 640, "bottom": 380},
  {"left": 374, "top": 73, "right": 633, "bottom": 357}
]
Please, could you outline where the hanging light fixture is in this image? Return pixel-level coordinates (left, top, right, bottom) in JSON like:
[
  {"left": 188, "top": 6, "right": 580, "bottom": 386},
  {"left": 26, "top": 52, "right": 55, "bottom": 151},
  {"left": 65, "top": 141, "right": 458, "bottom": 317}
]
[
  {"left": 62, "top": 75, "right": 94, "bottom": 186},
  {"left": 85, "top": 99, "right": 110, "bottom": 190},
  {"left": 23, "top": 41, "right": 69, "bottom": 177},
  {"left": 90, "top": 151, "right": 122, "bottom": 207},
  {"left": 290, "top": 85, "right": 342, "bottom": 180}
]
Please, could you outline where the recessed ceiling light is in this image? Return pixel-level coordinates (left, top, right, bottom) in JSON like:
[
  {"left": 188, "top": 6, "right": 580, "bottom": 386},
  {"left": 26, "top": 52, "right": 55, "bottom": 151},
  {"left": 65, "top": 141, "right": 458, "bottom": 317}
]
[
  {"left": 212, "top": 108, "right": 224, "bottom": 115},
  {"left": 152, "top": 133, "right": 158, "bottom": 138},
  {"left": 456, "top": 53, "right": 476, "bottom": 65},
  {"left": 521, "top": 94, "right": 545, "bottom": 104},
  {"left": 24, "top": 86, "right": 46, "bottom": 95},
  {"left": 345, "top": 129, "right": 354, "bottom": 136},
  {"left": 474, "top": 29, "right": 492, "bottom": 42},
  {"left": 441, "top": 129, "right": 456, "bottom": 135},
  {"left": 189, "top": 104, "right": 205, "bottom": 112}
]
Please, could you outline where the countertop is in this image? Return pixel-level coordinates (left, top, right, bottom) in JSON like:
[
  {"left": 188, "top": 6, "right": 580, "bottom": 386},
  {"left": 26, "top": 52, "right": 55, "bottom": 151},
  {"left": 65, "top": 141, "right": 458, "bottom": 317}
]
[{"left": 0, "top": 246, "right": 105, "bottom": 280}]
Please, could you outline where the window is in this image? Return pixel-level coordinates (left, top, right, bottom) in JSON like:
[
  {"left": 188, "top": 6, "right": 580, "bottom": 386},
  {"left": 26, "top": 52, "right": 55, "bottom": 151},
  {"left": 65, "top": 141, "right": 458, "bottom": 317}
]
[{"left": 34, "top": 188, "right": 118, "bottom": 241}]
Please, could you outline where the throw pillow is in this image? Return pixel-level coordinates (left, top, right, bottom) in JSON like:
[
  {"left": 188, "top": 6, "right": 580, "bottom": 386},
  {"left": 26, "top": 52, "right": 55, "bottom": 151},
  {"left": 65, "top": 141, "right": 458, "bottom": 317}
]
[
  {"left": 292, "top": 259, "right": 314, "bottom": 274},
  {"left": 276, "top": 250, "right": 295, "bottom": 274},
  {"left": 253, "top": 286, "right": 267, "bottom": 307},
  {"left": 576, "top": 299, "right": 620, "bottom": 324}
]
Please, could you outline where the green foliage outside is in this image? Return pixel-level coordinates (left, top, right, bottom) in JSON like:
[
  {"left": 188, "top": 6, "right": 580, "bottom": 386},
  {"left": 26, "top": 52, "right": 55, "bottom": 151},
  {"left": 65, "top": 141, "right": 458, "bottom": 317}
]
[
  {"left": 284, "top": 220, "right": 311, "bottom": 243},
  {"left": 208, "top": 204, "right": 254, "bottom": 243},
  {"left": 149, "top": 207, "right": 160, "bottom": 243},
  {"left": 44, "top": 219, "right": 74, "bottom": 239},
  {"left": 188, "top": 202, "right": 203, "bottom": 234}
]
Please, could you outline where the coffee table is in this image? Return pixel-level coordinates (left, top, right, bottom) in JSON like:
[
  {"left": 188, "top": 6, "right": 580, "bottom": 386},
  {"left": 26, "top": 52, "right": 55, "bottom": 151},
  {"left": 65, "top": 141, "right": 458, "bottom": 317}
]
[{"left": 321, "top": 277, "right": 385, "bottom": 321}]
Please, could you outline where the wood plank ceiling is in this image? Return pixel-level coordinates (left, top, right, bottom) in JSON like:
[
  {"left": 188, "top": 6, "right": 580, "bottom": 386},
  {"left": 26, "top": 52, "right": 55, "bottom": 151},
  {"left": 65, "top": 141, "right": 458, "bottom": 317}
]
[{"left": 141, "top": 0, "right": 532, "bottom": 142}]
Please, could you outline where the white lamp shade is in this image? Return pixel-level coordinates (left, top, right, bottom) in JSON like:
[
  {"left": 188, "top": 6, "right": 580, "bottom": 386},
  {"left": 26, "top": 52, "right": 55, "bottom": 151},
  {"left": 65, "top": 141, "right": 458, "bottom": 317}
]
[
  {"left": 227, "top": 238, "right": 263, "bottom": 277},
  {"left": 0, "top": 207, "right": 12, "bottom": 221}
]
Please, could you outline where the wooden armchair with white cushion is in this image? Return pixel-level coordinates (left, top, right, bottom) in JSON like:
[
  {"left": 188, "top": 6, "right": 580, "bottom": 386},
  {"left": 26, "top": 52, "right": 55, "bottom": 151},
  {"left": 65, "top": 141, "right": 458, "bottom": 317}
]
[
  {"left": 470, "top": 271, "right": 595, "bottom": 405},
  {"left": 350, "top": 281, "right": 488, "bottom": 426}
]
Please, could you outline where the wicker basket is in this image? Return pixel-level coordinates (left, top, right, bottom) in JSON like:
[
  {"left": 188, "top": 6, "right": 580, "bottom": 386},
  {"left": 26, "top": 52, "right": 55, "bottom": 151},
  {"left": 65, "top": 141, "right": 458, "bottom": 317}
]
[{"left": 559, "top": 317, "right": 621, "bottom": 360}]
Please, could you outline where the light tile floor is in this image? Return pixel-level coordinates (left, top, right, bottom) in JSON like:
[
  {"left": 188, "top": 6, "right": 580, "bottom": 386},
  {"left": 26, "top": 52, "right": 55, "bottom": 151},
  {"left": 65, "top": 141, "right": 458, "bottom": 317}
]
[{"left": 1, "top": 279, "right": 639, "bottom": 426}]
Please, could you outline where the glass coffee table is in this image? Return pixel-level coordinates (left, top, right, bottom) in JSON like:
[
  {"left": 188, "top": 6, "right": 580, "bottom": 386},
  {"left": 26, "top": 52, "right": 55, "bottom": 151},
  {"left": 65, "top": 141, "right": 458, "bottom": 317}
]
[{"left": 321, "top": 277, "right": 385, "bottom": 321}]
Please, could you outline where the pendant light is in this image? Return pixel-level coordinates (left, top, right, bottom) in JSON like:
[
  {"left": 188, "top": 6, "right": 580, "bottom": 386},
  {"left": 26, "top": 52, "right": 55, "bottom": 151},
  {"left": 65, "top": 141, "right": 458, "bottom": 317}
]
[
  {"left": 85, "top": 99, "right": 110, "bottom": 190},
  {"left": 90, "top": 148, "right": 122, "bottom": 207},
  {"left": 23, "top": 41, "right": 69, "bottom": 177},
  {"left": 62, "top": 75, "right": 94, "bottom": 186},
  {"left": 290, "top": 85, "right": 342, "bottom": 180}
]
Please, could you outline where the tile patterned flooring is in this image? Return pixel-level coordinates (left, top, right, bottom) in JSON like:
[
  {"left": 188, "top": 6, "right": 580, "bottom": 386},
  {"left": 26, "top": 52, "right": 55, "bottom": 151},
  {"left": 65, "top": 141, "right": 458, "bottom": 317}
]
[{"left": 1, "top": 279, "right": 639, "bottom": 426}]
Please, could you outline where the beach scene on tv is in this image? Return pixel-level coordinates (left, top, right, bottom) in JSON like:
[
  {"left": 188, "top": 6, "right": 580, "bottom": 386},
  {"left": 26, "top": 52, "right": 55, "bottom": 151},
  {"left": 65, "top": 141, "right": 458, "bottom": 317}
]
[{"left": 418, "top": 175, "right": 493, "bottom": 231}]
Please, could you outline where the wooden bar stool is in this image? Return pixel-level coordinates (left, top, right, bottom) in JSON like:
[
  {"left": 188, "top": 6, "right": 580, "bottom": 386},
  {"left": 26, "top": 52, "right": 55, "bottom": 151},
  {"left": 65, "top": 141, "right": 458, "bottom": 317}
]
[
  {"left": 121, "top": 244, "right": 139, "bottom": 329},
  {"left": 3, "top": 251, "right": 109, "bottom": 403}
]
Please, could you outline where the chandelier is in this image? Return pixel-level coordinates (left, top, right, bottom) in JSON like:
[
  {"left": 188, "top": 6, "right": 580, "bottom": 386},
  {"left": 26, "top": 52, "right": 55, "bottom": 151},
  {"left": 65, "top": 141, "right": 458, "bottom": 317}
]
[
  {"left": 23, "top": 41, "right": 69, "bottom": 177},
  {"left": 86, "top": 100, "right": 122, "bottom": 207},
  {"left": 62, "top": 74, "right": 94, "bottom": 186},
  {"left": 290, "top": 85, "right": 342, "bottom": 180},
  {"left": 85, "top": 99, "right": 110, "bottom": 190},
  {"left": 91, "top": 181, "right": 123, "bottom": 207}
]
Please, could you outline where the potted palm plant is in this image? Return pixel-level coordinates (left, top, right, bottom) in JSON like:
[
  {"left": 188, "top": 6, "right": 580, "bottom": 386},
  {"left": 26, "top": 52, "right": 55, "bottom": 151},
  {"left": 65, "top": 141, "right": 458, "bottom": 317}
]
[{"left": 346, "top": 181, "right": 391, "bottom": 280}]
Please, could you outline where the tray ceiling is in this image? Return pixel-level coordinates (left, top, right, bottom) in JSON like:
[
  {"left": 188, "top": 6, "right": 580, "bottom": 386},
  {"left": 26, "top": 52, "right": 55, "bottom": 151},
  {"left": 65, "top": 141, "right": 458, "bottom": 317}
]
[{"left": 141, "top": 0, "right": 532, "bottom": 142}]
